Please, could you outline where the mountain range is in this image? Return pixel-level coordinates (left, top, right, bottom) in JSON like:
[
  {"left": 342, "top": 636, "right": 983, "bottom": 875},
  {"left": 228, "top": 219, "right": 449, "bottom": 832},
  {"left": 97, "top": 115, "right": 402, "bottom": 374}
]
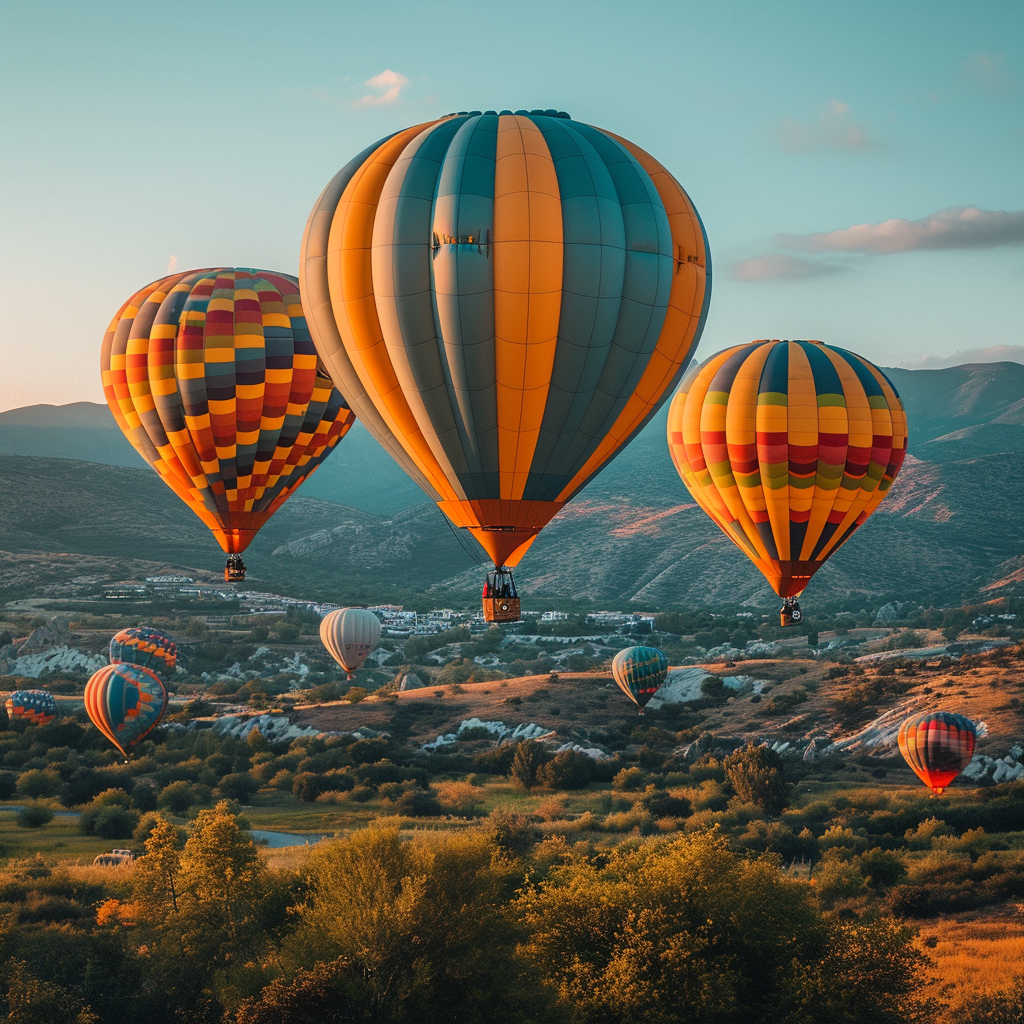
[{"left": 0, "top": 361, "right": 1021, "bottom": 609}]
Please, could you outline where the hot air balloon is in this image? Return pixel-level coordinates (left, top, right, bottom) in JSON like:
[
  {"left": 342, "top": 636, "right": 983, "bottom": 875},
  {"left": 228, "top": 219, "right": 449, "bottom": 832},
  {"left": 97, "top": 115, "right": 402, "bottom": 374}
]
[
  {"left": 319, "top": 608, "right": 382, "bottom": 680},
  {"left": 109, "top": 626, "right": 177, "bottom": 678},
  {"left": 85, "top": 663, "right": 168, "bottom": 759},
  {"left": 667, "top": 340, "right": 907, "bottom": 625},
  {"left": 898, "top": 711, "right": 977, "bottom": 795},
  {"left": 301, "top": 110, "right": 711, "bottom": 620},
  {"left": 101, "top": 268, "right": 357, "bottom": 582},
  {"left": 612, "top": 646, "right": 669, "bottom": 715},
  {"left": 5, "top": 689, "right": 57, "bottom": 726}
]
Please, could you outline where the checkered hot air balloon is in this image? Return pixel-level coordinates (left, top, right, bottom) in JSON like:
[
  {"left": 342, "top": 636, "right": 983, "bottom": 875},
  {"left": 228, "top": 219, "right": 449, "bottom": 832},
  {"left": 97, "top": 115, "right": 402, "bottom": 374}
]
[
  {"left": 101, "top": 269, "right": 356, "bottom": 581},
  {"left": 85, "top": 663, "right": 168, "bottom": 759},
  {"left": 301, "top": 110, "right": 711, "bottom": 616},
  {"left": 109, "top": 626, "right": 177, "bottom": 678},
  {"left": 898, "top": 711, "right": 977, "bottom": 795},
  {"left": 667, "top": 340, "right": 907, "bottom": 625},
  {"left": 5, "top": 690, "right": 57, "bottom": 726},
  {"left": 612, "top": 646, "right": 670, "bottom": 715}
]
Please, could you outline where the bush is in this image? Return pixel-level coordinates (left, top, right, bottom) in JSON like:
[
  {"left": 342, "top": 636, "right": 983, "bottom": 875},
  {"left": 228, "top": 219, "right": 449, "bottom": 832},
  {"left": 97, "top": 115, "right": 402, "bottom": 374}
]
[
  {"left": 638, "top": 785, "right": 692, "bottom": 819},
  {"left": 216, "top": 772, "right": 259, "bottom": 803},
  {"left": 509, "top": 741, "right": 545, "bottom": 791},
  {"left": 157, "top": 780, "right": 206, "bottom": 815},
  {"left": 16, "top": 803, "right": 53, "bottom": 828},
  {"left": 537, "top": 750, "right": 594, "bottom": 790},
  {"left": 486, "top": 808, "right": 541, "bottom": 857},
  {"left": 94, "top": 805, "right": 140, "bottom": 839},
  {"left": 15, "top": 768, "right": 61, "bottom": 799},
  {"left": 723, "top": 744, "right": 791, "bottom": 814},
  {"left": 0, "top": 771, "right": 16, "bottom": 799},
  {"left": 293, "top": 772, "right": 328, "bottom": 803},
  {"left": 395, "top": 789, "right": 442, "bottom": 817},
  {"left": 612, "top": 766, "right": 647, "bottom": 792}
]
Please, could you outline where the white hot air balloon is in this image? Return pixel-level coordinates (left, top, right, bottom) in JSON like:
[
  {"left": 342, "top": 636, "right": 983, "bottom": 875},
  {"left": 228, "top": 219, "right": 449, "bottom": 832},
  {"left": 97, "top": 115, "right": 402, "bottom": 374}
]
[{"left": 320, "top": 608, "right": 382, "bottom": 679}]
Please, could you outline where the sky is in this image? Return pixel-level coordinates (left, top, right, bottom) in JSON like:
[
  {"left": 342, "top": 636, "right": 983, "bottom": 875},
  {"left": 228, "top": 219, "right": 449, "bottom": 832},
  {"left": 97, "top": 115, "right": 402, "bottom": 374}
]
[{"left": 0, "top": 0, "right": 1021, "bottom": 411}]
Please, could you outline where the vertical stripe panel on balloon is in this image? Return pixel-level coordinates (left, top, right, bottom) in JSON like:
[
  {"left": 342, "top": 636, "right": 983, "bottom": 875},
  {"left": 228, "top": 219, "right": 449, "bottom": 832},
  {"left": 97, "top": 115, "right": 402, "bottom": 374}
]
[
  {"left": 326, "top": 122, "right": 462, "bottom": 504},
  {"left": 492, "top": 114, "right": 563, "bottom": 503},
  {"left": 378, "top": 116, "right": 474, "bottom": 497},
  {"left": 524, "top": 117, "right": 626, "bottom": 496},
  {"left": 785, "top": 343, "right": 819, "bottom": 562},
  {"left": 756, "top": 342, "right": 791, "bottom": 562},
  {"left": 544, "top": 122, "right": 673, "bottom": 496},
  {"left": 428, "top": 115, "right": 501, "bottom": 496},
  {"left": 553, "top": 129, "right": 707, "bottom": 503},
  {"left": 300, "top": 132, "right": 442, "bottom": 500}
]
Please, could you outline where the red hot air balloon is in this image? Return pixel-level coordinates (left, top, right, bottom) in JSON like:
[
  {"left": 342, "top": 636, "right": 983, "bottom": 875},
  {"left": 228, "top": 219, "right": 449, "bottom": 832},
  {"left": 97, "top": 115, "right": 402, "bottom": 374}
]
[{"left": 898, "top": 711, "right": 977, "bottom": 795}]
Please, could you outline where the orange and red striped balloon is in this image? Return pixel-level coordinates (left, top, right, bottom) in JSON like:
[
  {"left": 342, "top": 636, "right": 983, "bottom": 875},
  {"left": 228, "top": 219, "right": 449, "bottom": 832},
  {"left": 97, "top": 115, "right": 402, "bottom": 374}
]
[{"left": 667, "top": 340, "right": 907, "bottom": 599}]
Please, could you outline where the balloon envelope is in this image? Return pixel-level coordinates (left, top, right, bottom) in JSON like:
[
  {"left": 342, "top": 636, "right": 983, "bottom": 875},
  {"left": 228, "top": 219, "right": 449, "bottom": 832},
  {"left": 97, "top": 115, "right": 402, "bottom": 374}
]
[
  {"left": 109, "top": 626, "right": 177, "bottom": 677},
  {"left": 85, "top": 663, "right": 168, "bottom": 758},
  {"left": 898, "top": 710, "right": 977, "bottom": 794},
  {"left": 612, "top": 646, "right": 669, "bottom": 712},
  {"left": 101, "top": 268, "right": 356, "bottom": 555},
  {"left": 5, "top": 689, "right": 57, "bottom": 726},
  {"left": 301, "top": 110, "right": 711, "bottom": 568},
  {"left": 320, "top": 608, "right": 382, "bottom": 678},
  {"left": 667, "top": 340, "right": 907, "bottom": 598}
]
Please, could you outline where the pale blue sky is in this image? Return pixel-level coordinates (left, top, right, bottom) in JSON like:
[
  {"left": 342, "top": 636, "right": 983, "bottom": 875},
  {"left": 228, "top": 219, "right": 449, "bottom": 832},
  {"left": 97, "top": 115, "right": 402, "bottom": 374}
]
[{"left": 1, "top": 0, "right": 1021, "bottom": 410}]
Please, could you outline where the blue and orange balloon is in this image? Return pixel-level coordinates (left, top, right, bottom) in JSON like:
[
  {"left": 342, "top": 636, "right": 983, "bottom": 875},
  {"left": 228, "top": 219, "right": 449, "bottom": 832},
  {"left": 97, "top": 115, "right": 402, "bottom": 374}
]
[
  {"left": 109, "top": 626, "right": 177, "bottom": 678},
  {"left": 612, "top": 646, "right": 670, "bottom": 715},
  {"left": 85, "top": 663, "right": 168, "bottom": 758},
  {"left": 5, "top": 689, "right": 57, "bottom": 726}
]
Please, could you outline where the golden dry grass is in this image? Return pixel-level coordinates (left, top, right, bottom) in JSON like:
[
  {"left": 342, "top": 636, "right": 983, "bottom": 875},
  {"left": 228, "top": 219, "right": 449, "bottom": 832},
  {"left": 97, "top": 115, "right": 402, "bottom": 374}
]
[{"left": 917, "top": 903, "right": 1024, "bottom": 1013}]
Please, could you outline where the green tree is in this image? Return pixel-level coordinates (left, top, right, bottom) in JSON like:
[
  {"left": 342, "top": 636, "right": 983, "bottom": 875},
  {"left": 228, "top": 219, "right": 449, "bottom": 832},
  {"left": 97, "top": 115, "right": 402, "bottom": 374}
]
[
  {"left": 1, "top": 959, "right": 98, "bottom": 1024},
  {"left": 509, "top": 740, "right": 544, "bottom": 791},
  {"left": 724, "top": 743, "right": 792, "bottom": 814}
]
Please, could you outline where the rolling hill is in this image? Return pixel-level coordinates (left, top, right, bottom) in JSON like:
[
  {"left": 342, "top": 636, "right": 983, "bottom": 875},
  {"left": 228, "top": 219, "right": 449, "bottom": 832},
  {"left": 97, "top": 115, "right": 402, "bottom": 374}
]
[{"left": 0, "top": 361, "right": 1021, "bottom": 608}]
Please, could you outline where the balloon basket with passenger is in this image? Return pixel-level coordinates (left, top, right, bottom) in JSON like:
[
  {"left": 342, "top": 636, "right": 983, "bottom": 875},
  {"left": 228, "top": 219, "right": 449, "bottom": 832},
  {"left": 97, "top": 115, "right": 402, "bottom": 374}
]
[
  {"left": 779, "top": 597, "right": 803, "bottom": 627},
  {"left": 483, "top": 568, "right": 520, "bottom": 623},
  {"left": 224, "top": 554, "right": 247, "bottom": 583}
]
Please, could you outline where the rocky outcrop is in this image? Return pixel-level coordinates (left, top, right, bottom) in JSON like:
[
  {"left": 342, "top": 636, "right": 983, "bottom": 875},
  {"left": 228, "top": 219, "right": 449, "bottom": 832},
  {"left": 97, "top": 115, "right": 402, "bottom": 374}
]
[
  {"left": 961, "top": 743, "right": 1024, "bottom": 784},
  {"left": 398, "top": 672, "right": 425, "bottom": 691},
  {"left": 422, "top": 718, "right": 554, "bottom": 751}
]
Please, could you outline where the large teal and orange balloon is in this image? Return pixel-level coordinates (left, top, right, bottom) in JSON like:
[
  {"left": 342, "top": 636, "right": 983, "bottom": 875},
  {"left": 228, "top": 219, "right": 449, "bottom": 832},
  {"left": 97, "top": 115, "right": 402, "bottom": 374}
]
[
  {"left": 667, "top": 340, "right": 907, "bottom": 602},
  {"left": 898, "top": 711, "right": 977, "bottom": 795},
  {"left": 5, "top": 690, "right": 57, "bottom": 726},
  {"left": 612, "top": 646, "right": 670, "bottom": 714},
  {"left": 85, "top": 663, "right": 168, "bottom": 758},
  {"left": 101, "top": 269, "right": 356, "bottom": 577},
  {"left": 109, "top": 626, "right": 177, "bottom": 678},
  {"left": 301, "top": 110, "right": 710, "bottom": 571}
]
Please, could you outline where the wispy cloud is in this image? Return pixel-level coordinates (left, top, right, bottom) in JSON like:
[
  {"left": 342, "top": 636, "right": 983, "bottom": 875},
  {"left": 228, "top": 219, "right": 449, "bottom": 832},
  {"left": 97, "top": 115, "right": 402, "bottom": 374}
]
[
  {"left": 780, "top": 207, "right": 1024, "bottom": 255},
  {"left": 903, "top": 344, "right": 1024, "bottom": 369},
  {"left": 962, "top": 53, "right": 1013, "bottom": 97},
  {"left": 353, "top": 69, "right": 409, "bottom": 108},
  {"left": 167, "top": 255, "right": 178, "bottom": 273},
  {"left": 777, "top": 99, "right": 882, "bottom": 152},
  {"left": 728, "top": 254, "right": 845, "bottom": 282}
]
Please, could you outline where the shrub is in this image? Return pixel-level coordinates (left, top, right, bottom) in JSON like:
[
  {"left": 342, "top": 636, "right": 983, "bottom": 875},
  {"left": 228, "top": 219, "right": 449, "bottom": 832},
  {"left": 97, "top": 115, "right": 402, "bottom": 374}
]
[
  {"left": 486, "top": 808, "right": 541, "bottom": 857},
  {"left": 612, "top": 766, "right": 646, "bottom": 792},
  {"left": 723, "top": 743, "right": 791, "bottom": 814},
  {"left": 293, "top": 772, "right": 328, "bottom": 803},
  {"left": 395, "top": 789, "right": 442, "bottom": 817},
  {"left": 94, "top": 805, "right": 140, "bottom": 839},
  {"left": 157, "top": 780, "right": 206, "bottom": 815},
  {"left": 435, "top": 781, "right": 486, "bottom": 816},
  {"left": 638, "top": 785, "right": 692, "bottom": 819},
  {"left": 16, "top": 803, "right": 53, "bottom": 828},
  {"left": 216, "top": 772, "right": 259, "bottom": 803},
  {"left": 537, "top": 750, "right": 594, "bottom": 790},
  {"left": 0, "top": 771, "right": 16, "bottom": 799},
  {"left": 509, "top": 741, "right": 545, "bottom": 791},
  {"left": 15, "top": 768, "right": 61, "bottom": 799}
]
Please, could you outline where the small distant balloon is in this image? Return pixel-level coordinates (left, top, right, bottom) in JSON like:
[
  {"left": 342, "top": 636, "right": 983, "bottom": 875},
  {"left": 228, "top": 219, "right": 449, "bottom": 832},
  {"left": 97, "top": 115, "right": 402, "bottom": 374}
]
[
  {"left": 109, "top": 626, "right": 177, "bottom": 678},
  {"left": 85, "top": 663, "right": 168, "bottom": 758},
  {"left": 898, "top": 710, "right": 977, "bottom": 795},
  {"left": 612, "top": 646, "right": 669, "bottom": 715},
  {"left": 320, "top": 609, "right": 382, "bottom": 680},
  {"left": 5, "top": 690, "right": 57, "bottom": 726}
]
